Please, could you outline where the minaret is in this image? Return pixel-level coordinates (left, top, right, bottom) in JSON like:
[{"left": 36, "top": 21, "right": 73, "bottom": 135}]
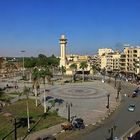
[{"left": 60, "top": 35, "right": 67, "bottom": 67}]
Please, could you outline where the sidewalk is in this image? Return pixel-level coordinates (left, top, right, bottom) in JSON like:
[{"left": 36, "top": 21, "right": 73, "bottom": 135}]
[
  {"left": 18, "top": 102, "right": 120, "bottom": 140},
  {"left": 20, "top": 123, "right": 63, "bottom": 140}
]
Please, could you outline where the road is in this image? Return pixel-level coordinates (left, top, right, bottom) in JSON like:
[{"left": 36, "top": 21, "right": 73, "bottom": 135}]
[
  {"left": 56, "top": 81, "right": 140, "bottom": 140},
  {"left": 78, "top": 82, "right": 140, "bottom": 140}
]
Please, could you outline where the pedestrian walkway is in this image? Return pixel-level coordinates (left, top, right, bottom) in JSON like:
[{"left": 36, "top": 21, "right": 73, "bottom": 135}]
[{"left": 20, "top": 123, "right": 63, "bottom": 140}]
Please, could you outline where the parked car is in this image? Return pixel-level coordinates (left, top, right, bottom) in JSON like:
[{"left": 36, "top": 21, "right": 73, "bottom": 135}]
[
  {"left": 114, "top": 137, "right": 118, "bottom": 140},
  {"left": 128, "top": 104, "right": 135, "bottom": 112},
  {"left": 128, "top": 88, "right": 140, "bottom": 98},
  {"left": 133, "top": 88, "right": 140, "bottom": 94},
  {"left": 36, "top": 134, "right": 56, "bottom": 140},
  {"left": 72, "top": 118, "right": 85, "bottom": 129},
  {"left": 61, "top": 117, "right": 85, "bottom": 131}
]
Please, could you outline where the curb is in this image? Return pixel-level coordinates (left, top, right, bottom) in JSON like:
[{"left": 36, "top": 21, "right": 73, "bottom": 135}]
[{"left": 51, "top": 104, "right": 121, "bottom": 138}]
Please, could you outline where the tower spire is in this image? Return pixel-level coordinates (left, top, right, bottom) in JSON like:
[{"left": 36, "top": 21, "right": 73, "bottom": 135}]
[{"left": 60, "top": 35, "right": 67, "bottom": 67}]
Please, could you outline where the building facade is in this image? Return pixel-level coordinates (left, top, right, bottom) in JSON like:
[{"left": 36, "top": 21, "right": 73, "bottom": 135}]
[{"left": 119, "top": 45, "right": 140, "bottom": 75}]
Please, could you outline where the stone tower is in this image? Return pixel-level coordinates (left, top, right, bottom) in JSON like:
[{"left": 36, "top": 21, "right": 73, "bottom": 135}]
[{"left": 60, "top": 35, "right": 67, "bottom": 67}]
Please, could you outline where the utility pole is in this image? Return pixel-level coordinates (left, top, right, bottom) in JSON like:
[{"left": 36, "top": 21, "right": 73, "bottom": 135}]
[
  {"left": 106, "top": 94, "right": 110, "bottom": 109},
  {"left": 14, "top": 118, "right": 17, "bottom": 140},
  {"left": 21, "top": 50, "right": 26, "bottom": 78},
  {"left": 108, "top": 125, "right": 117, "bottom": 140},
  {"left": 66, "top": 102, "right": 72, "bottom": 122}
]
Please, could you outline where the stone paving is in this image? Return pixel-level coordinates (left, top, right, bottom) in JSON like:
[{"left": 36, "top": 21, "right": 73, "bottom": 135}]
[{"left": 41, "top": 80, "right": 118, "bottom": 125}]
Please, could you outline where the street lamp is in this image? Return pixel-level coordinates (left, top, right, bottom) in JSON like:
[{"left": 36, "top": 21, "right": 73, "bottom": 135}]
[
  {"left": 108, "top": 125, "right": 117, "bottom": 140},
  {"left": 106, "top": 93, "right": 110, "bottom": 110},
  {"left": 21, "top": 50, "right": 26, "bottom": 78},
  {"left": 66, "top": 102, "right": 72, "bottom": 122}
]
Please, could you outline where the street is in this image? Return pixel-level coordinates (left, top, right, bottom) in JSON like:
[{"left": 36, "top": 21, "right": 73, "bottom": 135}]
[
  {"left": 56, "top": 81, "right": 140, "bottom": 140},
  {"left": 79, "top": 82, "right": 140, "bottom": 140}
]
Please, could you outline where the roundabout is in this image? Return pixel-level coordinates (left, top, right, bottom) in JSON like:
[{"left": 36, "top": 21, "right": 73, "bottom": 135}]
[
  {"left": 49, "top": 85, "right": 107, "bottom": 99},
  {"left": 45, "top": 81, "right": 118, "bottom": 125}
]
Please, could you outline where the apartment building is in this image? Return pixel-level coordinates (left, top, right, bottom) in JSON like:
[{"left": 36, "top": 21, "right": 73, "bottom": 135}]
[
  {"left": 98, "top": 48, "right": 113, "bottom": 56},
  {"left": 119, "top": 45, "right": 140, "bottom": 75},
  {"left": 99, "top": 50, "right": 120, "bottom": 72}
]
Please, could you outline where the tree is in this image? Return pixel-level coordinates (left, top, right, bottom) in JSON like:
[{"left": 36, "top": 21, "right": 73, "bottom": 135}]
[
  {"left": 101, "top": 67, "right": 106, "bottom": 82},
  {"left": 36, "top": 54, "right": 48, "bottom": 67},
  {"left": 69, "top": 63, "right": 77, "bottom": 82},
  {"left": 32, "top": 68, "right": 40, "bottom": 107},
  {"left": 39, "top": 67, "right": 52, "bottom": 85},
  {"left": 80, "top": 61, "right": 88, "bottom": 82},
  {"left": 60, "top": 66, "right": 66, "bottom": 80},
  {"left": 24, "top": 57, "right": 37, "bottom": 68},
  {"left": 91, "top": 65, "right": 97, "bottom": 79},
  {"left": 114, "top": 73, "right": 119, "bottom": 88},
  {"left": 23, "top": 86, "right": 31, "bottom": 132},
  {"left": 39, "top": 67, "right": 52, "bottom": 113}
]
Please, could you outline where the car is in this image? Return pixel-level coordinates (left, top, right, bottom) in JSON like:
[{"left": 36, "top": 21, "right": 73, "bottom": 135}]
[
  {"left": 133, "top": 89, "right": 140, "bottom": 94},
  {"left": 114, "top": 137, "right": 118, "bottom": 140},
  {"left": 128, "top": 88, "right": 140, "bottom": 98},
  {"left": 72, "top": 118, "right": 85, "bottom": 129},
  {"left": 128, "top": 104, "right": 135, "bottom": 112}
]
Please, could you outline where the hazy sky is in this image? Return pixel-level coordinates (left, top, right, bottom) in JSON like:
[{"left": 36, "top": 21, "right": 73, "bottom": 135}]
[{"left": 0, "top": 0, "right": 140, "bottom": 57}]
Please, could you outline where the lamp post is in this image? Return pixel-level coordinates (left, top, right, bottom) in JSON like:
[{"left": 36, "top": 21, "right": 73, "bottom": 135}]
[
  {"left": 66, "top": 102, "right": 72, "bottom": 122},
  {"left": 21, "top": 50, "right": 26, "bottom": 78},
  {"left": 108, "top": 125, "right": 117, "bottom": 140},
  {"left": 106, "top": 93, "right": 110, "bottom": 109}
]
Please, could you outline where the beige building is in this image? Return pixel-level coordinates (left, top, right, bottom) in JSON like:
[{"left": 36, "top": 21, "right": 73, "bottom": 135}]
[
  {"left": 65, "top": 54, "right": 91, "bottom": 75},
  {"left": 98, "top": 48, "right": 113, "bottom": 56},
  {"left": 119, "top": 45, "right": 140, "bottom": 75},
  {"left": 100, "top": 52, "right": 120, "bottom": 71}
]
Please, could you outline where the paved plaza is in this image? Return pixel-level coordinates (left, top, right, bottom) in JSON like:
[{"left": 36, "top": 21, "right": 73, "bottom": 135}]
[
  {"left": 43, "top": 80, "right": 118, "bottom": 125},
  {"left": 1, "top": 77, "right": 118, "bottom": 125}
]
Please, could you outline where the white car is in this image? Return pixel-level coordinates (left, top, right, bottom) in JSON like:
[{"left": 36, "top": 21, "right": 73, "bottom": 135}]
[
  {"left": 128, "top": 104, "right": 135, "bottom": 112},
  {"left": 114, "top": 137, "right": 118, "bottom": 140}
]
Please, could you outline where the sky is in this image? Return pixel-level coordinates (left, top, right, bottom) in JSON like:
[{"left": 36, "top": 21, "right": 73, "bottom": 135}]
[{"left": 0, "top": 0, "right": 140, "bottom": 57}]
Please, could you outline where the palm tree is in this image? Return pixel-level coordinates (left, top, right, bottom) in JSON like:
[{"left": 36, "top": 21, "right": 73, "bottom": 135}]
[
  {"left": 69, "top": 63, "right": 77, "bottom": 82},
  {"left": 91, "top": 65, "right": 97, "bottom": 79},
  {"left": 23, "top": 86, "right": 31, "bottom": 132},
  {"left": 80, "top": 61, "right": 88, "bottom": 82},
  {"left": 60, "top": 66, "right": 66, "bottom": 80},
  {"left": 114, "top": 73, "right": 118, "bottom": 88},
  {"left": 101, "top": 67, "right": 106, "bottom": 82},
  {"left": 39, "top": 67, "right": 52, "bottom": 113},
  {"left": 32, "top": 68, "right": 40, "bottom": 107}
]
